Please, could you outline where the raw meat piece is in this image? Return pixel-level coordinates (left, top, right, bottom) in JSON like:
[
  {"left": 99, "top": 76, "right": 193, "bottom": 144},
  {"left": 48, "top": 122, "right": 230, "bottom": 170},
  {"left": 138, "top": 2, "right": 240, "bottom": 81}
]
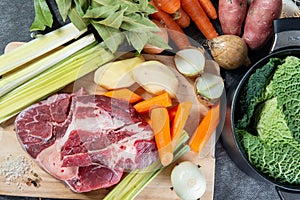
[{"left": 15, "top": 90, "right": 158, "bottom": 193}]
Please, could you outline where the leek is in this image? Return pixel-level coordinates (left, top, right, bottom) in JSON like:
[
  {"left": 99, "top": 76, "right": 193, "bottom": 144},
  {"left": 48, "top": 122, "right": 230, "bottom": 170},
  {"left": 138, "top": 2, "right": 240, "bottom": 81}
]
[
  {"left": 0, "top": 43, "right": 114, "bottom": 124},
  {"left": 0, "top": 34, "right": 96, "bottom": 97},
  {"left": 104, "top": 131, "right": 190, "bottom": 200},
  {"left": 0, "top": 23, "right": 87, "bottom": 76}
]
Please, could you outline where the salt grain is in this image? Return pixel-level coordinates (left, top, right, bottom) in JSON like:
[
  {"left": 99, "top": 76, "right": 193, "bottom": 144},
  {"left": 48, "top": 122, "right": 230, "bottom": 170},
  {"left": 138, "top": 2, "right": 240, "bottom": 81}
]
[{"left": 0, "top": 154, "right": 33, "bottom": 190}]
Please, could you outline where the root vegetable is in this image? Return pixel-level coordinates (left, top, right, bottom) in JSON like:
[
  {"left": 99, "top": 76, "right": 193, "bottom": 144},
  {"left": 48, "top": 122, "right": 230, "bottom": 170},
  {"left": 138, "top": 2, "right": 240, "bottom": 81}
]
[
  {"left": 208, "top": 35, "right": 249, "bottom": 69},
  {"left": 150, "top": 2, "right": 191, "bottom": 50},
  {"left": 218, "top": 0, "right": 248, "bottom": 36},
  {"left": 172, "top": 8, "right": 191, "bottom": 29},
  {"left": 174, "top": 48, "right": 206, "bottom": 77},
  {"left": 242, "top": 0, "right": 282, "bottom": 50},
  {"left": 194, "top": 73, "right": 224, "bottom": 106},
  {"left": 143, "top": 19, "right": 169, "bottom": 55},
  {"left": 153, "top": 0, "right": 180, "bottom": 14},
  {"left": 181, "top": 0, "right": 219, "bottom": 39},
  {"left": 132, "top": 60, "right": 179, "bottom": 98},
  {"left": 94, "top": 56, "right": 145, "bottom": 90}
]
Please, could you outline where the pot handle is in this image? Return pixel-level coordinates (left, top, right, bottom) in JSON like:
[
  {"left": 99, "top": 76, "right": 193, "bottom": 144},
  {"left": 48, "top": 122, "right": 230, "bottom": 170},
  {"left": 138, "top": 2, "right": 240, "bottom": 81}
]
[
  {"left": 276, "top": 186, "right": 300, "bottom": 200},
  {"left": 270, "top": 18, "right": 300, "bottom": 53}
]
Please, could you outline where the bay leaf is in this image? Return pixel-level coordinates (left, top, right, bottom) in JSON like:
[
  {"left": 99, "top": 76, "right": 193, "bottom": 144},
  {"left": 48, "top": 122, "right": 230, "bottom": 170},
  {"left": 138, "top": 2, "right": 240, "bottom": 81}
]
[{"left": 30, "top": 0, "right": 53, "bottom": 31}]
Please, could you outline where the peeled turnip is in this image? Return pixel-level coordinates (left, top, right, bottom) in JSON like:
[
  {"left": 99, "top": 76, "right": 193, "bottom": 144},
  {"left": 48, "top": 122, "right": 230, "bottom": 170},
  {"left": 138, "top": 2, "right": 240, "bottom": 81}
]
[{"left": 132, "top": 60, "right": 179, "bottom": 97}]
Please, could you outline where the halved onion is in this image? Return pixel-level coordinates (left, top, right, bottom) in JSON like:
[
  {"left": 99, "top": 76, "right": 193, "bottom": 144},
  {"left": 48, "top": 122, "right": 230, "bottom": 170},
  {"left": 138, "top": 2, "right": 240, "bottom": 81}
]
[
  {"left": 194, "top": 72, "right": 224, "bottom": 106},
  {"left": 171, "top": 161, "right": 206, "bottom": 200},
  {"left": 174, "top": 48, "right": 206, "bottom": 77}
]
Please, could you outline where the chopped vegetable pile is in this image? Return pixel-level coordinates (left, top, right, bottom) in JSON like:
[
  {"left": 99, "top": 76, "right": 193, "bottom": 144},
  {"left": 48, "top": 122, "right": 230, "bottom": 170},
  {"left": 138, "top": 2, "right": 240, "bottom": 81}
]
[{"left": 235, "top": 56, "right": 300, "bottom": 184}]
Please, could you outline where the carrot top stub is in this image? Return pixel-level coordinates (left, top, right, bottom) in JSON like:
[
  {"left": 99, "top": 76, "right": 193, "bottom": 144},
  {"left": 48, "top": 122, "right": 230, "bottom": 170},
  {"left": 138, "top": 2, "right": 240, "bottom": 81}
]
[{"left": 188, "top": 102, "right": 220, "bottom": 153}]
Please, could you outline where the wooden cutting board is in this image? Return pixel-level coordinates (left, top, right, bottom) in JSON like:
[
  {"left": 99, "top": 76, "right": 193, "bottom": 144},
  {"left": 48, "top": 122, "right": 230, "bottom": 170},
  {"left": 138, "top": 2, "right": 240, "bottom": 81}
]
[{"left": 0, "top": 43, "right": 216, "bottom": 200}]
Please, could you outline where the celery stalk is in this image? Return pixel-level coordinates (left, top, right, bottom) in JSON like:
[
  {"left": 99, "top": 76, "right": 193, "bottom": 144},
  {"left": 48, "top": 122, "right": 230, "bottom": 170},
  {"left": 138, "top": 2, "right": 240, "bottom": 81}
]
[
  {"left": 0, "top": 43, "right": 114, "bottom": 124},
  {"left": 0, "top": 34, "right": 96, "bottom": 97},
  {"left": 0, "top": 23, "right": 87, "bottom": 76},
  {"left": 104, "top": 131, "right": 190, "bottom": 200}
]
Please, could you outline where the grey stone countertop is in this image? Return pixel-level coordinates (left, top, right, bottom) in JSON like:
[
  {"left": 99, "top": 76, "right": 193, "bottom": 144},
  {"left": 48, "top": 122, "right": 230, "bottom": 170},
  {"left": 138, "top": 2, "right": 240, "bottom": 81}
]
[{"left": 0, "top": 0, "right": 283, "bottom": 200}]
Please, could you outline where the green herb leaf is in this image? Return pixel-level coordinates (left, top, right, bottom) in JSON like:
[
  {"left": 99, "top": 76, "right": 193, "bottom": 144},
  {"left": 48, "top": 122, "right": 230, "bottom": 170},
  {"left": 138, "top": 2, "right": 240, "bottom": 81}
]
[
  {"left": 121, "top": 14, "right": 159, "bottom": 32},
  {"left": 124, "top": 31, "right": 149, "bottom": 53},
  {"left": 55, "top": 0, "right": 72, "bottom": 21},
  {"left": 68, "top": 7, "right": 89, "bottom": 30},
  {"left": 92, "top": 21, "right": 124, "bottom": 53},
  {"left": 147, "top": 32, "right": 171, "bottom": 50},
  {"left": 95, "top": 9, "right": 125, "bottom": 29},
  {"left": 30, "top": 0, "right": 53, "bottom": 31},
  {"left": 83, "top": 5, "right": 119, "bottom": 18}
]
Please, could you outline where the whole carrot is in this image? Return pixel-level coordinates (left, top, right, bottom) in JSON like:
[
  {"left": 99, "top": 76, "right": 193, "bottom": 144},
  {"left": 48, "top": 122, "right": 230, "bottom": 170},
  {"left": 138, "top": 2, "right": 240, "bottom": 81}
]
[
  {"left": 150, "top": 2, "right": 191, "bottom": 50},
  {"left": 153, "top": 0, "right": 180, "bottom": 14},
  {"left": 150, "top": 107, "right": 173, "bottom": 166},
  {"left": 198, "top": 0, "right": 218, "bottom": 19},
  {"left": 181, "top": 0, "right": 219, "bottom": 39}
]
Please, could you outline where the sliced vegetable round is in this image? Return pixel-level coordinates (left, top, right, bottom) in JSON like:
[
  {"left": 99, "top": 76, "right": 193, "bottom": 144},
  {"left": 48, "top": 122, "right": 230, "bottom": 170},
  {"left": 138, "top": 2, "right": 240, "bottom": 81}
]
[
  {"left": 194, "top": 72, "right": 224, "bottom": 106},
  {"left": 171, "top": 161, "right": 206, "bottom": 200},
  {"left": 174, "top": 48, "right": 206, "bottom": 77}
]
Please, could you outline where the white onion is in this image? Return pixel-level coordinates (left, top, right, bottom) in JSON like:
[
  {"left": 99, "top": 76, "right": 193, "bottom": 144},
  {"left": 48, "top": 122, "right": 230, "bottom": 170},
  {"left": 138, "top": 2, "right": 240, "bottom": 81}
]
[
  {"left": 174, "top": 48, "right": 206, "bottom": 77},
  {"left": 171, "top": 161, "right": 206, "bottom": 200}
]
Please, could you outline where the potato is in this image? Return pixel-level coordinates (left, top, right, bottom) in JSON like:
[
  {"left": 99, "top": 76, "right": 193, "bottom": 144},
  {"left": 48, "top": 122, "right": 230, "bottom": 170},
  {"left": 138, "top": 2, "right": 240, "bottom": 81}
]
[
  {"left": 218, "top": 0, "right": 247, "bottom": 36},
  {"left": 94, "top": 56, "right": 145, "bottom": 90},
  {"left": 132, "top": 60, "right": 179, "bottom": 97},
  {"left": 242, "top": 0, "right": 282, "bottom": 50}
]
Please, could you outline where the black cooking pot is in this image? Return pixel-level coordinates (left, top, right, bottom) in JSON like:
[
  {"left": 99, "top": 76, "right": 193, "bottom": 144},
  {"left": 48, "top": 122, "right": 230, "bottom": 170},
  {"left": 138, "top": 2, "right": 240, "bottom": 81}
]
[{"left": 221, "top": 17, "right": 300, "bottom": 200}]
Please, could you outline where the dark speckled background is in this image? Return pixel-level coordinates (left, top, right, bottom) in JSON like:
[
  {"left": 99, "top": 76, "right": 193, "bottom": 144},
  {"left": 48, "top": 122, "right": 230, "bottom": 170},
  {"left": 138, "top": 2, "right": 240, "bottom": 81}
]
[{"left": 0, "top": 0, "right": 282, "bottom": 199}]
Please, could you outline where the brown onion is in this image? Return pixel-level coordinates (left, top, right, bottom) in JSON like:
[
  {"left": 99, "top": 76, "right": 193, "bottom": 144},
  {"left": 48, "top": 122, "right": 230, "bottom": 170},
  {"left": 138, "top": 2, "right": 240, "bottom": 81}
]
[{"left": 208, "top": 35, "right": 250, "bottom": 70}]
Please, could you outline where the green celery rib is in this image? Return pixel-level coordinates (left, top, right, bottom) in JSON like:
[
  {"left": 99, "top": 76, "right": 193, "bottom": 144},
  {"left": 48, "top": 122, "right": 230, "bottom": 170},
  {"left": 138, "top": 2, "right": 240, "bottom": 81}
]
[
  {"left": 0, "top": 43, "right": 114, "bottom": 124},
  {"left": 0, "top": 23, "right": 87, "bottom": 76},
  {"left": 0, "top": 34, "right": 96, "bottom": 97},
  {"left": 104, "top": 131, "right": 190, "bottom": 200}
]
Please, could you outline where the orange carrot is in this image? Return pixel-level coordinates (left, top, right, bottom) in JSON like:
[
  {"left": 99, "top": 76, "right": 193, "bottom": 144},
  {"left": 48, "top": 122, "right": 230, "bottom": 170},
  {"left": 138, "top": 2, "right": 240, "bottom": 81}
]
[
  {"left": 172, "top": 8, "right": 191, "bottom": 28},
  {"left": 171, "top": 102, "right": 192, "bottom": 149},
  {"left": 150, "top": 107, "right": 173, "bottom": 166},
  {"left": 133, "top": 92, "right": 172, "bottom": 113},
  {"left": 198, "top": 0, "right": 217, "bottom": 19},
  {"left": 103, "top": 88, "right": 143, "bottom": 103},
  {"left": 150, "top": 2, "right": 191, "bottom": 50},
  {"left": 153, "top": 0, "right": 180, "bottom": 14},
  {"left": 181, "top": 0, "right": 219, "bottom": 39},
  {"left": 168, "top": 105, "right": 178, "bottom": 122},
  {"left": 188, "top": 102, "right": 220, "bottom": 153}
]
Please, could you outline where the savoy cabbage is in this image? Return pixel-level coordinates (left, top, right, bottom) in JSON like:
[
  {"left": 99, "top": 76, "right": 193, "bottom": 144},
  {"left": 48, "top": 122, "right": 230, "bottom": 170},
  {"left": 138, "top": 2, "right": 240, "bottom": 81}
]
[{"left": 235, "top": 56, "right": 300, "bottom": 185}]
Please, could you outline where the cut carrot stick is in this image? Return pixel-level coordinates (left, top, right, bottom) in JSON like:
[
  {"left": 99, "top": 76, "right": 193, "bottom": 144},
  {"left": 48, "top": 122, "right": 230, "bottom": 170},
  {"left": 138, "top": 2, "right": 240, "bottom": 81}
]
[
  {"left": 153, "top": 0, "right": 180, "bottom": 14},
  {"left": 198, "top": 0, "right": 217, "bottom": 19},
  {"left": 171, "top": 102, "right": 192, "bottom": 149},
  {"left": 181, "top": 0, "right": 219, "bottom": 39},
  {"left": 188, "top": 102, "right": 220, "bottom": 153},
  {"left": 150, "top": 2, "right": 191, "bottom": 50},
  {"left": 150, "top": 107, "right": 173, "bottom": 166},
  {"left": 133, "top": 92, "right": 172, "bottom": 113},
  {"left": 103, "top": 88, "right": 143, "bottom": 103},
  {"left": 172, "top": 8, "right": 191, "bottom": 28},
  {"left": 168, "top": 105, "right": 178, "bottom": 122}
]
